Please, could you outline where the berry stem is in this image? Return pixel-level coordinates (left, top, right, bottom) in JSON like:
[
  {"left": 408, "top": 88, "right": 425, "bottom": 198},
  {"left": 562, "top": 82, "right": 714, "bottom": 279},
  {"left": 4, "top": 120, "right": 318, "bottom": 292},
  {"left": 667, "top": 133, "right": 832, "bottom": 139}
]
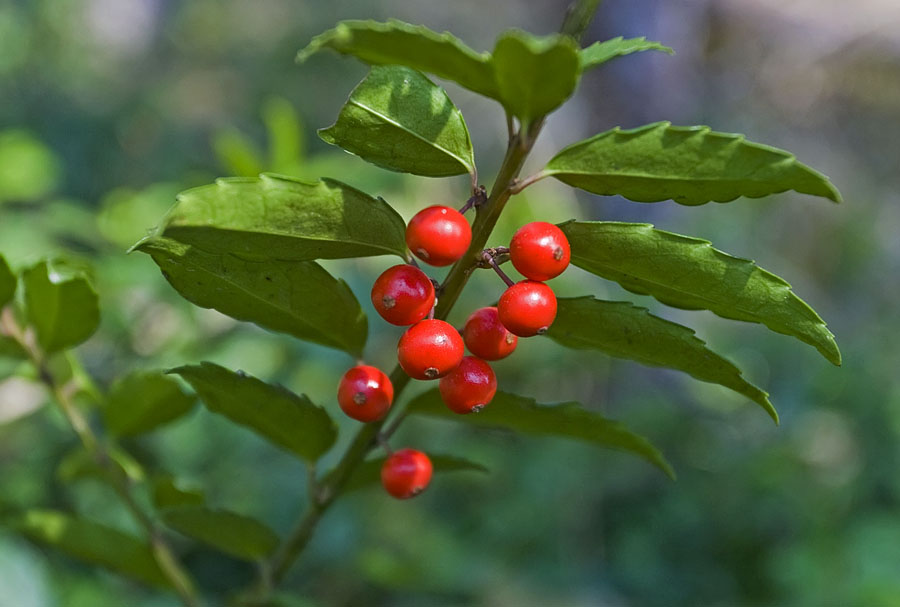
[
  {"left": 483, "top": 251, "right": 516, "bottom": 287},
  {"left": 458, "top": 185, "right": 487, "bottom": 214},
  {"left": 256, "top": 0, "right": 603, "bottom": 596}
]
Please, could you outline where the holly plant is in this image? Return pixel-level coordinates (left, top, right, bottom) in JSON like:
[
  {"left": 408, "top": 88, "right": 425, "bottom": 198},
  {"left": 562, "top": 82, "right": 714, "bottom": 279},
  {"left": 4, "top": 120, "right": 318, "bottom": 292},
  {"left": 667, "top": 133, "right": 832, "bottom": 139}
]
[{"left": 0, "top": 1, "right": 841, "bottom": 604}]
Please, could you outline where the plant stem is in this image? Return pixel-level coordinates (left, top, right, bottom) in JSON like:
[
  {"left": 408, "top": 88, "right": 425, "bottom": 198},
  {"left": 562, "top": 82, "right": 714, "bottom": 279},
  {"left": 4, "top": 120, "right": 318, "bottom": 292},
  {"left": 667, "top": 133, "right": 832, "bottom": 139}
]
[
  {"left": 259, "top": 0, "right": 603, "bottom": 594},
  {"left": 0, "top": 308, "right": 200, "bottom": 607}
]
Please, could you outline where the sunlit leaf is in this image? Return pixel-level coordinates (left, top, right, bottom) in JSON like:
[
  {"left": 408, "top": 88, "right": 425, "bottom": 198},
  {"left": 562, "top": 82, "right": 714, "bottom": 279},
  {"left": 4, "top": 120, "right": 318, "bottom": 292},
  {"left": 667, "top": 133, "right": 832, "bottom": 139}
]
[
  {"left": 263, "top": 97, "right": 305, "bottom": 173},
  {"left": 0, "top": 130, "right": 61, "bottom": 203},
  {"left": 15, "top": 510, "right": 170, "bottom": 587},
  {"left": 580, "top": 36, "right": 673, "bottom": 70},
  {"left": 171, "top": 362, "right": 337, "bottom": 462},
  {"left": 491, "top": 30, "right": 580, "bottom": 122},
  {"left": 298, "top": 19, "right": 497, "bottom": 98},
  {"left": 103, "top": 371, "right": 197, "bottom": 437},
  {"left": 545, "top": 122, "right": 841, "bottom": 205},
  {"left": 320, "top": 66, "right": 475, "bottom": 177},
  {"left": 152, "top": 175, "right": 406, "bottom": 262},
  {"left": 162, "top": 507, "right": 278, "bottom": 561},
  {"left": 560, "top": 221, "right": 840, "bottom": 365},
  {"left": 22, "top": 260, "right": 100, "bottom": 354},
  {"left": 212, "top": 128, "right": 265, "bottom": 177},
  {"left": 408, "top": 389, "right": 674, "bottom": 478},
  {"left": 135, "top": 238, "right": 367, "bottom": 356},
  {"left": 548, "top": 297, "right": 777, "bottom": 423}
]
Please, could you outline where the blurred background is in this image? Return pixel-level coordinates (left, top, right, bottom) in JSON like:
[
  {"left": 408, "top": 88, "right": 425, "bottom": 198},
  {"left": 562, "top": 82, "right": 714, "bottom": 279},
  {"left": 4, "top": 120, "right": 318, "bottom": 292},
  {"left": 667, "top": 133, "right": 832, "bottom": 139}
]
[{"left": 1, "top": 0, "right": 898, "bottom": 605}]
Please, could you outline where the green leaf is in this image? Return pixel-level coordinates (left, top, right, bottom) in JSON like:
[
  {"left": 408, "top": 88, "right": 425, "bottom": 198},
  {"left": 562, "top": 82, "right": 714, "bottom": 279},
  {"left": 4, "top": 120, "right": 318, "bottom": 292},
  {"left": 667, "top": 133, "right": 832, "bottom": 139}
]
[
  {"left": 135, "top": 238, "right": 367, "bottom": 356},
  {"left": 14, "top": 510, "right": 170, "bottom": 587},
  {"left": 56, "top": 447, "right": 145, "bottom": 484},
  {"left": 162, "top": 507, "right": 278, "bottom": 561},
  {"left": 580, "top": 36, "right": 674, "bottom": 70},
  {"left": 152, "top": 477, "right": 206, "bottom": 510},
  {"left": 152, "top": 175, "right": 407, "bottom": 261},
  {"left": 103, "top": 371, "right": 197, "bottom": 437},
  {"left": 338, "top": 454, "right": 487, "bottom": 494},
  {"left": 0, "top": 130, "right": 61, "bottom": 203},
  {"left": 491, "top": 30, "right": 581, "bottom": 123},
  {"left": 263, "top": 97, "right": 305, "bottom": 172},
  {"left": 560, "top": 221, "right": 841, "bottom": 365},
  {"left": 548, "top": 297, "right": 777, "bottom": 423},
  {"left": 0, "top": 254, "right": 15, "bottom": 307},
  {"left": 408, "top": 389, "right": 674, "bottom": 478},
  {"left": 171, "top": 362, "right": 337, "bottom": 462},
  {"left": 320, "top": 66, "right": 475, "bottom": 178},
  {"left": 544, "top": 122, "right": 842, "bottom": 205},
  {"left": 298, "top": 19, "right": 498, "bottom": 99},
  {"left": 22, "top": 260, "right": 100, "bottom": 354},
  {"left": 212, "top": 128, "right": 265, "bottom": 177}
]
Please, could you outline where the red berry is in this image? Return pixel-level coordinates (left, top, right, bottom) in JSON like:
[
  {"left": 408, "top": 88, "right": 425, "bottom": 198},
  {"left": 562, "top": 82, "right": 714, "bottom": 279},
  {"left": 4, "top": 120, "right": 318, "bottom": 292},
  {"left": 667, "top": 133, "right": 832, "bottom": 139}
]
[
  {"left": 497, "top": 280, "right": 557, "bottom": 337},
  {"left": 462, "top": 306, "right": 518, "bottom": 360},
  {"left": 337, "top": 365, "right": 394, "bottom": 422},
  {"left": 371, "top": 265, "right": 435, "bottom": 326},
  {"left": 381, "top": 448, "right": 433, "bottom": 499},
  {"left": 406, "top": 206, "right": 472, "bottom": 266},
  {"left": 439, "top": 356, "right": 497, "bottom": 414},
  {"left": 509, "top": 221, "right": 571, "bottom": 281},
  {"left": 397, "top": 319, "right": 464, "bottom": 380}
]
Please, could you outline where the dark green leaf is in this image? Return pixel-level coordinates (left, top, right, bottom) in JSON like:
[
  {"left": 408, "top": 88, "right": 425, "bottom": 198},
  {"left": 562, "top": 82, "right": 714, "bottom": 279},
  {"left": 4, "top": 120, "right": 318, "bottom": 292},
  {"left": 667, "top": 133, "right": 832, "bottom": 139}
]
[
  {"left": 103, "top": 371, "right": 197, "bottom": 437},
  {"left": 22, "top": 261, "right": 100, "bottom": 354},
  {"left": 338, "top": 454, "right": 487, "bottom": 494},
  {"left": 298, "top": 19, "right": 498, "bottom": 99},
  {"left": 0, "top": 254, "right": 15, "bottom": 307},
  {"left": 548, "top": 297, "right": 777, "bottom": 423},
  {"left": 152, "top": 175, "right": 406, "bottom": 261},
  {"left": 14, "top": 510, "right": 170, "bottom": 587},
  {"left": 0, "top": 336, "right": 26, "bottom": 360},
  {"left": 491, "top": 30, "right": 581, "bottom": 122},
  {"left": 545, "top": 122, "right": 842, "bottom": 204},
  {"left": 135, "top": 238, "right": 367, "bottom": 356},
  {"left": 162, "top": 507, "right": 278, "bottom": 561},
  {"left": 560, "top": 221, "right": 841, "bottom": 365},
  {"left": 580, "top": 36, "right": 674, "bottom": 70},
  {"left": 408, "top": 389, "right": 674, "bottom": 478},
  {"left": 171, "top": 362, "right": 337, "bottom": 462},
  {"left": 56, "top": 446, "right": 145, "bottom": 484},
  {"left": 152, "top": 477, "right": 206, "bottom": 510},
  {"left": 320, "top": 66, "right": 475, "bottom": 177}
]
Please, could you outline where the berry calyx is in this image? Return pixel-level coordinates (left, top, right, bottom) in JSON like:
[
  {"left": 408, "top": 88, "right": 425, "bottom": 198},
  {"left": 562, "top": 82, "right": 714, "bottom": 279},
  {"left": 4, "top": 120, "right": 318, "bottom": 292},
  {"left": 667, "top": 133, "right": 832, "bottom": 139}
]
[
  {"left": 337, "top": 365, "right": 394, "bottom": 422},
  {"left": 381, "top": 448, "right": 433, "bottom": 499},
  {"left": 497, "top": 280, "right": 558, "bottom": 337},
  {"left": 439, "top": 356, "right": 497, "bottom": 414},
  {"left": 509, "top": 221, "right": 571, "bottom": 281},
  {"left": 462, "top": 306, "right": 518, "bottom": 360},
  {"left": 397, "top": 319, "right": 464, "bottom": 380},
  {"left": 406, "top": 206, "right": 472, "bottom": 266},
  {"left": 370, "top": 264, "right": 435, "bottom": 326}
]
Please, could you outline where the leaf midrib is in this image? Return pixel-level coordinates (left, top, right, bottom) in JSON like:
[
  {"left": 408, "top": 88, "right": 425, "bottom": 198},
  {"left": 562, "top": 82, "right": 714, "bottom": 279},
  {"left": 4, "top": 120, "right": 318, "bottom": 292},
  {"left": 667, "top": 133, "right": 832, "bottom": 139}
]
[{"left": 346, "top": 98, "right": 472, "bottom": 172}]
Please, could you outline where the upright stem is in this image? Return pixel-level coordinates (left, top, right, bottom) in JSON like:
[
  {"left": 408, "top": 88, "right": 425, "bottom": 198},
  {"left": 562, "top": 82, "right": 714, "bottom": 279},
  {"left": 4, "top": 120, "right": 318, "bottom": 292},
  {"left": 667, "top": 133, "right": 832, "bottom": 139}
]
[
  {"left": 0, "top": 309, "right": 199, "bottom": 607},
  {"left": 259, "top": 0, "right": 603, "bottom": 595}
]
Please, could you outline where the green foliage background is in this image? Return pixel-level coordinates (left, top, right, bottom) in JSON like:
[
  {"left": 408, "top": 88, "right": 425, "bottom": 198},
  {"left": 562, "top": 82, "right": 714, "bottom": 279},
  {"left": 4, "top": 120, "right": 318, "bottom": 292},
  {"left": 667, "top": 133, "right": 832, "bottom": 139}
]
[{"left": 1, "top": 1, "right": 897, "bottom": 605}]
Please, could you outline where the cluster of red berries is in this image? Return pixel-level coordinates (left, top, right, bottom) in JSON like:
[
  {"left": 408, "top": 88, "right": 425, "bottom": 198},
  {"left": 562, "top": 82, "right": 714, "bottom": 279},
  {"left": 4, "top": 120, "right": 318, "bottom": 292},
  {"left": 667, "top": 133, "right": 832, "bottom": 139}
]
[{"left": 337, "top": 204, "right": 571, "bottom": 499}]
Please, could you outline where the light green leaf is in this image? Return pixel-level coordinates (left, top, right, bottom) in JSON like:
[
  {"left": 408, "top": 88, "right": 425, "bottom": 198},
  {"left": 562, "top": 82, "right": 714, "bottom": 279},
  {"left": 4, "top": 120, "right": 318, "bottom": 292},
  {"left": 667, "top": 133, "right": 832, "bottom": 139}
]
[
  {"left": 162, "top": 507, "right": 278, "bottom": 561},
  {"left": 545, "top": 122, "right": 842, "bottom": 204},
  {"left": 491, "top": 30, "right": 581, "bottom": 123},
  {"left": 152, "top": 477, "right": 206, "bottom": 510},
  {"left": 56, "top": 446, "right": 145, "bottom": 484},
  {"left": 14, "top": 510, "right": 170, "bottom": 587},
  {"left": 0, "top": 130, "right": 61, "bottom": 203},
  {"left": 408, "top": 389, "right": 674, "bottom": 478},
  {"left": 22, "top": 261, "right": 100, "bottom": 354},
  {"left": 560, "top": 221, "right": 841, "bottom": 365},
  {"left": 152, "top": 175, "right": 406, "bottom": 262},
  {"left": 263, "top": 97, "right": 305, "bottom": 172},
  {"left": 580, "top": 36, "right": 674, "bottom": 70},
  {"left": 548, "top": 297, "right": 777, "bottom": 423},
  {"left": 0, "top": 254, "right": 15, "bottom": 307},
  {"left": 320, "top": 66, "right": 475, "bottom": 178},
  {"left": 298, "top": 19, "right": 498, "bottom": 99},
  {"left": 338, "top": 454, "right": 487, "bottom": 494},
  {"left": 103, "top": 371, "right": 197, "bottom": 437},
  {"left": 171, "top": 362, "right": 337, "bottom": 462},
  {"left": 135, "top": 238, "right": 367, "bottom": 356},
  {"left": 212, "top": 128, "right": 265, "bottom": 177}
]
